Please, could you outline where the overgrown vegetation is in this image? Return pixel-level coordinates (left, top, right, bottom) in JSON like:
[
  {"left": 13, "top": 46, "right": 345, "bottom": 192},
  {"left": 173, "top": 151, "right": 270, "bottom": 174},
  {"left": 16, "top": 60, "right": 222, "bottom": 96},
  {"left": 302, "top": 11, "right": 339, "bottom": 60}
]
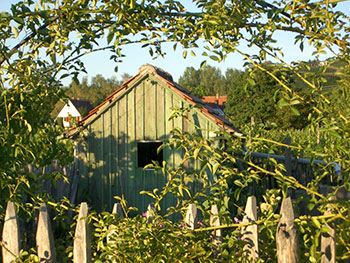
[
  {"left": 0, "top": 0, "right": 350, "bottom": 262},
  {"left": 179, "top": 59, "right": 347, "bottom": 130}
]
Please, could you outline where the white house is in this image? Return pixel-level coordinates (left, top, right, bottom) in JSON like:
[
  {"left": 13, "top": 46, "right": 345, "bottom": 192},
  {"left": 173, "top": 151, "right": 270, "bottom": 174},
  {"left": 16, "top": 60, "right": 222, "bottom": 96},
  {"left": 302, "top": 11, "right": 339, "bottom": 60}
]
[{"left": 56, "top": 99, "right": 93, "bottom": 128}]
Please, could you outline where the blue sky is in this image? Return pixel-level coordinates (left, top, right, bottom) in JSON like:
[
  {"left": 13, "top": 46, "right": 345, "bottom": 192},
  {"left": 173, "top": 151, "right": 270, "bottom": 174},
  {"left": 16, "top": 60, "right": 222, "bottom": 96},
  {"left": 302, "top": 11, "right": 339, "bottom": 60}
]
[{"left": 1, "top": 0, "right": 350, "bottom": 85}]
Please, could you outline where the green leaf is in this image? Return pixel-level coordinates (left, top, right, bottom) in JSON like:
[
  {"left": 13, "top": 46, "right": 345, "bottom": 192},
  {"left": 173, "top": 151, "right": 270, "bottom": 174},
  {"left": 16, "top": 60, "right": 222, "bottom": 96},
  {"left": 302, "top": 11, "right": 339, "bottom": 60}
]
[
  {"left": 290, "top": 107, "right": 300, "bottom": 116},
  {"left": 178, "top": 184, "right": 183, "bottom": 197},
  {"left": 247, "top": 78, "right": 255, "bottom": 86},
  {"left": 277, "top": 98, "right": 289, "bottom": 108},
  {"left": 12, "top": 27, "right": 19, "bottom": 38},
  {"left": 107, "top": 30, "right": 114, "bottom": 44},
  {"left": 345, "top": 183, "right": 350, "bottom": 191},
  {"left": 223, "top": 196, "right": 230, "bottom": 209},
  {"left": 193, "top": 147, "right": 200, "bottom": 159},
  {"left": 307, "top": 202, "right": 315, "bottom": 211},
  {"left": 204, "top": 27, "right": 210, "bottom": 39},
  {"left": 14, "top": 17, "right": 24, "bottom": 25},
  {"left": 243, "top": 82, "right": 248, "bottom": 92},
  {"left": 212, "top": 162, "right": 220, "bottom": 175},
  {"left": 290, "top": 99, "right": 300, "bottom": 105},
  {"left": 311, "top": 217, "right": 321, "bottom": 229}
]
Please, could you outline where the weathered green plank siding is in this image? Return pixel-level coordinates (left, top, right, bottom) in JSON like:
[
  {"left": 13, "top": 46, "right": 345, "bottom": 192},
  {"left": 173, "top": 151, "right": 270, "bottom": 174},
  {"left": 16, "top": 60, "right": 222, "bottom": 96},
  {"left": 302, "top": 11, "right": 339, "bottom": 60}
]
[
  {"left": 117, "top": 96, "right": 128, "bottom": 206},
  {"left": 82, "top": 73, "right": 224, "bottom": 212},
  {"left": 144, "top": 79, "right": 156, "bottom": 140},
  {"left": 109, "top": 105, "right": 116, "bottom": 201},
  {"left": 164, "top": 88, "right": 174, "bottom": 168},
  {"left": 114, "top": 102, "right": 120, "bottom": 202},
  {"left": 102, "top": 110, "right": 109, "bottom": 209},
  {"left": 143, "top": 80, "right": 159, "bottom": 211},
  {"left": 155, "top": 82, "right": 167, "bottom": 210},
  {"left": 125, "top": 89, "right": 134, "bottom": 208},
  {"left": 134, "top": 81, "right": 144, "bottom": 212},
  {"left": 156, "top": 82, "right": 165, "bottom": 140},
  {"left": 90, "top": 116, "right": 103, "bottom": 209}
]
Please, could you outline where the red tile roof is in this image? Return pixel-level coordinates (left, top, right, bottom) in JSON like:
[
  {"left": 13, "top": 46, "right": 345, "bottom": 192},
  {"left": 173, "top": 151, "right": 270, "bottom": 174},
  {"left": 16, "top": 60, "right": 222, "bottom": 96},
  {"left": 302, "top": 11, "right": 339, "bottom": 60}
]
[{"left": 202, "top": 95, "right": 227, "bottom": 106}]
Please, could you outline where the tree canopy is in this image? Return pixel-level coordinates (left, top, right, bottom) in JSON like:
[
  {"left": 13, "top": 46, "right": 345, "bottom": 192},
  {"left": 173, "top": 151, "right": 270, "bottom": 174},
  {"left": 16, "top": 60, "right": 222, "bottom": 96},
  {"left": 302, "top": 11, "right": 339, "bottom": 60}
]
[
  {"left": 0, "top": 0, "right": 350, "bottom": 261},
  {"left": 65, "top": 73, "right": 131, "bottom": 107},
  {"left": 0, "top": 0, "right": 349, "bottom": 201},
  {"left": 178, "top": 65, "right": 225, "bottom": 97}
]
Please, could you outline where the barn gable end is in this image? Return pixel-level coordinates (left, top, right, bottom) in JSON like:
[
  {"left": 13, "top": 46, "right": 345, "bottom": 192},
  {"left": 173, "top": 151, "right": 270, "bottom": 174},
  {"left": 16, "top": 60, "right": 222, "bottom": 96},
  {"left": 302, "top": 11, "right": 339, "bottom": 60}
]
[{"left": 74, "top": 65, "right": 239, "bottom": 212}]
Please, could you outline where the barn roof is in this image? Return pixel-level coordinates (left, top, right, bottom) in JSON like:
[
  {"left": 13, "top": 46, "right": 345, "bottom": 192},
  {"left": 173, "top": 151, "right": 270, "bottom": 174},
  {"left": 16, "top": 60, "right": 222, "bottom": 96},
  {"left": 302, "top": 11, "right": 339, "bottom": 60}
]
[{"left": 72, "top": 64, "right": 241, "bottom": 135}]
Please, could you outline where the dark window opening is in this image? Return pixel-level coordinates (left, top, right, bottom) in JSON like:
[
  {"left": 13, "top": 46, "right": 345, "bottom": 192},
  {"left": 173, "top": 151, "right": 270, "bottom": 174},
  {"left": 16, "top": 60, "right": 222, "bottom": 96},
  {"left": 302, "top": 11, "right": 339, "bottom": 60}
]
[{"left": 137, "top": 141, "right": 163, "bottom": 168}]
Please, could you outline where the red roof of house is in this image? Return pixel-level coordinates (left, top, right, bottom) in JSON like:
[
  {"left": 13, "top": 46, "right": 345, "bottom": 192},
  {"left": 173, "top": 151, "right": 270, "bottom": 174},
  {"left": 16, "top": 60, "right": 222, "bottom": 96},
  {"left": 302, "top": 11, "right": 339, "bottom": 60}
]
[{"left": 202, "top": 95, "right": 227, "bottom": 105}]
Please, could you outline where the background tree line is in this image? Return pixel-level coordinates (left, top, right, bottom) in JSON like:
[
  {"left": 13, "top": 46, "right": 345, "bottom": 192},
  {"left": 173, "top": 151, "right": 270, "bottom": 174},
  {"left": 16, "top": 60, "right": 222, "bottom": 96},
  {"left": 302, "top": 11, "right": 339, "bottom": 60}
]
[
  {"left": 63, "top": 59, "right": 348, "bottom": 131},
  {"left": 1, "top": 0, "right": 350, "bottom": 261},
  {"left": 178, "top": 60, "right": 347, "bottom": 130}
]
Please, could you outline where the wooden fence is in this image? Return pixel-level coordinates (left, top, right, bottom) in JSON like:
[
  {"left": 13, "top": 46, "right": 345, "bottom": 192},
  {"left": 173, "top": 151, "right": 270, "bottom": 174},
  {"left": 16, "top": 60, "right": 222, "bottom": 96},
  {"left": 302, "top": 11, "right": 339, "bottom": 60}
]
[
  {"left": 1, "top": 196, "right": 335, "bottom": 263},
  {"left": 241, "top": 136, "right": 341, "bottom": 191}
]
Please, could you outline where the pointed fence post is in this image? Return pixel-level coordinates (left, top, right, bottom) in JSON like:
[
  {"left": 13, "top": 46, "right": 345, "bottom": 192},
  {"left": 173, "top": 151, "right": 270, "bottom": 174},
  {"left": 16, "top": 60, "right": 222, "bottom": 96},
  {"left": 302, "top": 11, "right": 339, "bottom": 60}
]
[
  {"left": 107, "top": 203, "right": 124, "bottom": 263},
  {"left": 73, "top": 202, "right": 91, "bottom": 263},
  {"left": 146, "top": 203, "right": 156, "bottom": 221},
  {"left": 185, "top": 204, "right": 197, "bottom": 230},
  {"left": 276, "top": 197, "right": 299, "bottom": 263},
  {"left": 242, "top": 196, "right": 259, "bottom": 260},
  {"left": 112, "top": 203, "right": 124, "bottom": 217},
  {"left": 36, "top": 203, "right": 56, "bottom": 263},
  {"left": 2, "top": 201, "right": 20, "bottom": 263},
  {"left": 107, "top": 203, "right": 124, "bottom": 243},
  {"left": 210, "top": 204, "right": 222, "bottom": 245},
  {"left": 210, "top": 204, "right": 222, "bottom": 257},
  {"left": 321, "top": 196, "right": 336, "bottom": 263}
]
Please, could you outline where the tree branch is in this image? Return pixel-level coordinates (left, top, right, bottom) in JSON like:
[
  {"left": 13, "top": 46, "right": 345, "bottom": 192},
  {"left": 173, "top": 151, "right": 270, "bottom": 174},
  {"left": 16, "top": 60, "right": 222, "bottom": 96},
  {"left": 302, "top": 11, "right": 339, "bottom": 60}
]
[{"left": 0, "top": 15, "right": 59, "bottom": 66}]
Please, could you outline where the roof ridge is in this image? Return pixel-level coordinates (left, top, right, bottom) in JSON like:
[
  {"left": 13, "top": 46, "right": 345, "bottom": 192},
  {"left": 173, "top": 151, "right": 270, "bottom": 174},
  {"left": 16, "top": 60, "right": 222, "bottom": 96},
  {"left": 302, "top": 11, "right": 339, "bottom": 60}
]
[{"left": 138, "top": 64, "right": 173, "bottom": 82}]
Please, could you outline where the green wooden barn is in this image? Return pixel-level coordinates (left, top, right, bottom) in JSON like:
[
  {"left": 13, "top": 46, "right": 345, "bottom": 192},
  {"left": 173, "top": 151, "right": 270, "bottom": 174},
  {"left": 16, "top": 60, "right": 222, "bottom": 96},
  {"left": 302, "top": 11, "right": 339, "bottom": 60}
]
[{"left": 72, "top": 64, "right": 240, "bottom": 213}]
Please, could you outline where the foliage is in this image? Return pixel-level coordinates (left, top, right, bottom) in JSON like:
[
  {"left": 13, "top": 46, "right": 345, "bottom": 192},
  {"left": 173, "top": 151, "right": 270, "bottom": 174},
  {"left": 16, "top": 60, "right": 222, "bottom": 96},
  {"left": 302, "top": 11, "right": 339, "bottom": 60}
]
[
  {"left": 0, "top": 0, "right": 350, "bottom": 262},
  {"left": 93, "top": 212, "right": 215, "bottom": 263},
  {"left": 179, "top": 61, "right": 338, "bottom": 130},
  {"left": 65, "top": 74, "right": 131, "bottom": 107},
  {"left": 179, "top": 65, "right": 225, "bottom": 98}
]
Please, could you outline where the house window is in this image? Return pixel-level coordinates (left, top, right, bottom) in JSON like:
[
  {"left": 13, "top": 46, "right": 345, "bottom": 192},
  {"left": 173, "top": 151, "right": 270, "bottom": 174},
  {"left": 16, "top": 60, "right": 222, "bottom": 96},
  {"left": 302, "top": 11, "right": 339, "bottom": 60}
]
[{"left": 137, "top": 141, "right": 163, "bottom": 168}]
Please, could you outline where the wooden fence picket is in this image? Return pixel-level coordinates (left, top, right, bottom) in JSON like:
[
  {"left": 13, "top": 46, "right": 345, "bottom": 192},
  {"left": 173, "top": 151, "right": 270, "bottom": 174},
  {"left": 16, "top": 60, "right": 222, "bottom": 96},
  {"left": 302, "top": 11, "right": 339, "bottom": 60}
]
[
  {"left": 107, "top": 202, "right": 124, "bottom": 244},
  {"left": 107, "top": 203, "right": 124, "bottom": 263},
  {"left": 73, "top": 202, "right": 91, "bottom": 263},
  {"left": 0, "top": 197, "right": 341, "bottom": 263},
  {"left": 146, "top": 203, "right": 156, "bottom": 220},
  {"left": 276, "top": 197, "right": 299, "bottom": 263},
  {"left": 210, "top": 204, "right": 222, "bottom": 257},
  {"left": 2, "top": 201, "right": 20, "bottom": 263},
  {"left": 242, "top": 196, "right": 259, "bottom": 260},
  {"left": 185, "top": 204, "right": 197, "bottom": 230},
  {"left": 112, "top": 203, "right": 124, "bottom": 217},
  {"left": 36, "top": 203, "right": 56, "bottom": 263},
  {"left": 321, "top": 196, "right": 336, "bottom": 263},
  {"left": 210, "top": 204, "right": 222, "bottom": 245}
]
